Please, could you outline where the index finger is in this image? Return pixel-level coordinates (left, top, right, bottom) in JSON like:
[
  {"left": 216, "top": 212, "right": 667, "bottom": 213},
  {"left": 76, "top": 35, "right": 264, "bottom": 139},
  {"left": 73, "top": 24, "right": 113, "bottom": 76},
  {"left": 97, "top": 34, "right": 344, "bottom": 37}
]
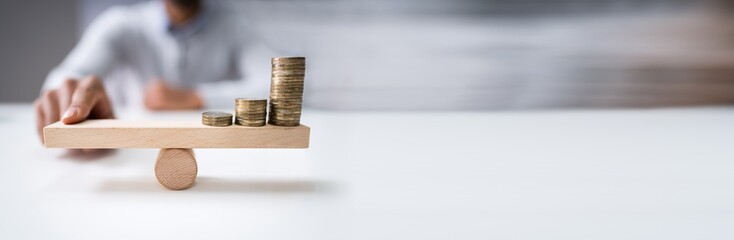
[{"left": 61, "top": 77, "right": 104, "bottom": 124}]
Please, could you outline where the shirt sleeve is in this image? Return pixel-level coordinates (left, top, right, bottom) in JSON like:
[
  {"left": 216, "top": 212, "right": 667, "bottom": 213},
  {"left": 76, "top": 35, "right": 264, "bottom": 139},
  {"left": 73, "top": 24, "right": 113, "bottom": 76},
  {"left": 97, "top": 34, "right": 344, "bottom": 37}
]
[
  {"left": 42, "top": 7, "right": 127, "bottom": 91},
  {"left": 196, "top": 41, "right": 276, "bottom": 108}
]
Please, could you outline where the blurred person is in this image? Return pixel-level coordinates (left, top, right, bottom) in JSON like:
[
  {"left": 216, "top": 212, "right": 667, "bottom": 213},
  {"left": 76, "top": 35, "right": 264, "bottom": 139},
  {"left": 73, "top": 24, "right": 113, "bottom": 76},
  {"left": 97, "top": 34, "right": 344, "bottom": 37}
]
[{"left": 33, "top": 0, "right": 272, "bottom": 142}]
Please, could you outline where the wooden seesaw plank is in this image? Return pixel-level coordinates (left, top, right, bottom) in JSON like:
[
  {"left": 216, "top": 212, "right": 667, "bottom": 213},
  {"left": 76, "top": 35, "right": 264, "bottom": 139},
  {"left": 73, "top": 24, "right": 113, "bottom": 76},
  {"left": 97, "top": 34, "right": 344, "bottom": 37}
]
[{"left": 43, "top": 120, "right": 310, "bottom": 149}]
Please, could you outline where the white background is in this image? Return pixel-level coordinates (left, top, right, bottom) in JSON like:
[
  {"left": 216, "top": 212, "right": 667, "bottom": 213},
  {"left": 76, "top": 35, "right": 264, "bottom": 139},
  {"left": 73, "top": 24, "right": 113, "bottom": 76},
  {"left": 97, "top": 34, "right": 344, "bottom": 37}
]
[{"left": 1, "top": 104, "right": 733, "bottom": 239}]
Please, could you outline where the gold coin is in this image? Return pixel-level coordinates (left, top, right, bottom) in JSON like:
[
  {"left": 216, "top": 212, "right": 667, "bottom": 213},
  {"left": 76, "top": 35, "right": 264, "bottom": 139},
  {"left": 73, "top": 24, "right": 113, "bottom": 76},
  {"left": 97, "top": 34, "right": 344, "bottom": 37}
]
[
  {"left": 202, "top": 111, "right": 231, "bottom": 118},
  {"left": 271, "top": 76, "right": 305, "bottom": 81},
  {"left": 272, "top": 73, "right": 305, "bottom": 78},
  {"left": 201, "top": 111, "right": 232, "bottom": 127},
  {"left": 235, "top": 98, "right": 267, "bottom": 102},
  {"left": 272, "top": 57, "right": 305, "bottom": 63}
]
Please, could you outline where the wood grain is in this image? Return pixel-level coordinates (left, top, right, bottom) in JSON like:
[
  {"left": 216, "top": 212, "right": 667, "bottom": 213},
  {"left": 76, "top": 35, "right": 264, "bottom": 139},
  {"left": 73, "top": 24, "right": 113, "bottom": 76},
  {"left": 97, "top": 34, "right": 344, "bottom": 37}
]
[
  {"left": 155, "top": 148, "right": 197, "bottom": 190},
  {"left": 43, "top": 120, "right": 310, "bottom": 149}
]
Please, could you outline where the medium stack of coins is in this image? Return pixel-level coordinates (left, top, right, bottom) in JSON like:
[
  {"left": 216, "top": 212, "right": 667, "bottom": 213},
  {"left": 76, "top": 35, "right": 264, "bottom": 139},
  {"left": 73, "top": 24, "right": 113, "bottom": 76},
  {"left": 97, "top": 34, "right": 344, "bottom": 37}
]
[
  {"left": 201, "top": 111, "right": 232, "bottom": 127},
  {"left": 235, "top": 98, "right": 267, "bottom": 127},
  {"left": 269, "top": 57, "right": 305, "bottom": 126}
]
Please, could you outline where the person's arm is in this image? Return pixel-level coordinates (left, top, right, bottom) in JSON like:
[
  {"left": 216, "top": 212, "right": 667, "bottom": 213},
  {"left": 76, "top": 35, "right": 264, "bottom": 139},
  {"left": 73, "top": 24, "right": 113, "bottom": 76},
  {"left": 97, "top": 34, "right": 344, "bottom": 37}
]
[
  {"left": 43, "top": 8, "right": 125, "bottom": 90},
  {"left": 143, "top": 79, "right": 204, "bottom": 110},
  {"left": 196, "top": 42, "right": 274, "bottom": 108},
  {"left": 141, "top": 42, "right": 274, "bottom": 110},
  {"left": 35, "top": 8, "right": 127, "bottom": 142}
]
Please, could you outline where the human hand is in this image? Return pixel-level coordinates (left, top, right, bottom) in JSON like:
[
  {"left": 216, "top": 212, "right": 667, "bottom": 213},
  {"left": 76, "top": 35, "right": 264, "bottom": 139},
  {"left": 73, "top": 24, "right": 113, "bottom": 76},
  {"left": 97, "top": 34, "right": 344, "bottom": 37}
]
[
  {"left": 143, "top": 80, "right": 203, "bottom": 110},
  {"left": 33, "top": 76, "right": 115, "bottom": 143}
]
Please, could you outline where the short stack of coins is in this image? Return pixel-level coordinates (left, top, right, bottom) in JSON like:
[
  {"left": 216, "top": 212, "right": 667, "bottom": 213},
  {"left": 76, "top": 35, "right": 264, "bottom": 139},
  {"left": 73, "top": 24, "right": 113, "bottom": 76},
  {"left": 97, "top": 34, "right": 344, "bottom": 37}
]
[
  {"left": 269, "top": 57, "right": 305, "bottom": 126},
  {"left": 201, "top": 111, "right": 232, "bottom": 127},
  {"left": 235, "top": 98, "right": 267, "bottom": 127}
]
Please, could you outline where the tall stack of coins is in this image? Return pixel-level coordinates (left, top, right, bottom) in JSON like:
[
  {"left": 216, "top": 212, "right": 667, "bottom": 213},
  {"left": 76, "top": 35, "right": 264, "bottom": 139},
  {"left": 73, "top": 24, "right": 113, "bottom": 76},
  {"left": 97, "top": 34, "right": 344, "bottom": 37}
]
[
  {"left": 201, "top": 111, "right": 232, "bottom": 127},
  {"left": 269, "top": 57, "right": 305, "bottom": 126},
  {"left": 235, "top": 98, "right": 267, "bottom": 127}
]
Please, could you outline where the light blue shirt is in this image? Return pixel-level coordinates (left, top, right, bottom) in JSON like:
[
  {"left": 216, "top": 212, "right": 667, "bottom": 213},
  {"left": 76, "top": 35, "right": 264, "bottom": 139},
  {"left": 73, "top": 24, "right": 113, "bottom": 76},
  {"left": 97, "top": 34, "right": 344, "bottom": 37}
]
[{"left": 44, "top": 0, "right": 273, "bottom": 107}]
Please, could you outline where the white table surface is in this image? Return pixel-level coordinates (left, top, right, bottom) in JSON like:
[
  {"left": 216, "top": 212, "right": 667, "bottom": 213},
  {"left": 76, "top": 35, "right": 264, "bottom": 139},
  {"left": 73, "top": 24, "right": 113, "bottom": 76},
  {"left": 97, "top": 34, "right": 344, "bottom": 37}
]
[{"left": 0, "top": 103, "right": 733, "bottom": 239}]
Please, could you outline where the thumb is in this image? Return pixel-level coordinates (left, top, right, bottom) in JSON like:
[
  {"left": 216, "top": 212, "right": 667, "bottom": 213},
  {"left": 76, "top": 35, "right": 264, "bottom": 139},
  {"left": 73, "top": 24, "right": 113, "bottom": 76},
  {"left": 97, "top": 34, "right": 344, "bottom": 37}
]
[{"left": 61, "top": 76, "right": 103, "bottom": 124}]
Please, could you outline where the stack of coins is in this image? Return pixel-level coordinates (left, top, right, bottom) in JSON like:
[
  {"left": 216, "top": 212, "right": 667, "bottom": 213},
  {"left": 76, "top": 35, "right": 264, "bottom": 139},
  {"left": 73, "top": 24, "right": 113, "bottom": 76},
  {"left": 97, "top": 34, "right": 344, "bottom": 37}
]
[
  {"left": 269, "top": 57, "right": 305, "bottom": 126},
  {"left": 201, "top": 111, "right": 232, "bottom": 127},
  {"left": 235, "top": 98, "right": 267, "bottom": 127}
]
